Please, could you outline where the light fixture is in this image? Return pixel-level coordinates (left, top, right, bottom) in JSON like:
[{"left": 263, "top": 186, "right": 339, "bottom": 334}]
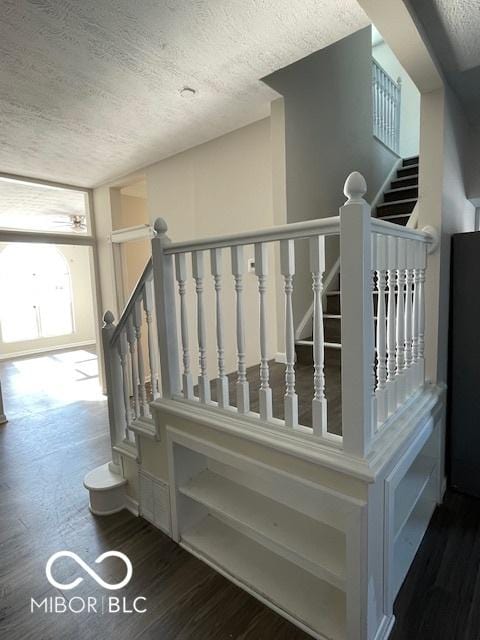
[{"left": 179, "top": 86, "right": 196, "bottom": 98}]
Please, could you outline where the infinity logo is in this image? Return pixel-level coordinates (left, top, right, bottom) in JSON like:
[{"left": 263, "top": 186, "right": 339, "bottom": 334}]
[{"left": 46, "top": 551, "right": 133, "bottom": 591}]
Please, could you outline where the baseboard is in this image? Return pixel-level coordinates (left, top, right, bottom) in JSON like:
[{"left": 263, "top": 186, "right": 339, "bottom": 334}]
[
  {"left": 0, "top": 340, "right": 96, "bottom": 361},
  {"left": 275, "top": 352, "right": 286, "bottom": 364},
  {"left": 124, "top": 494, "right": 139, "bottom": 517},
  {"left": 374, "top": 614, "right": 395, "bottom": 640}
]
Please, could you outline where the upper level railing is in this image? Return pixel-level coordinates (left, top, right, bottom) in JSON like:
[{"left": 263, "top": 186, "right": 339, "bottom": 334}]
[
  {"left": 102, "top": 172, "right": 436, "bottom": 462},
  {"left": 373, "top": 59, "right": 401, "bottom": 154}
]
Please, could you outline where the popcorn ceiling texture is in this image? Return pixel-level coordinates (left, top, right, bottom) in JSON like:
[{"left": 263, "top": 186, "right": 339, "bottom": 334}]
[{"left": 0, "top": 0, "right": 368, "bottom": 187}]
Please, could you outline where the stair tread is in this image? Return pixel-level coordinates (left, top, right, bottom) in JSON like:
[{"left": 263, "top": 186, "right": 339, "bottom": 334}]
[
  {"left": 377, "top": 197, "right": 417, "bottom": 208},
  {"left": 296, "top": 340, "right": 341, "bottom": 349},
  {"left": 385, "top": 185, "right": 418, "bottom": 195},
  {"left": 398, "top": 163, "right": 419, "bottom": 170},
  {"left": 392, "top": 175, "right": 419, "bottom": 183},
  {"left": 324, "top": 314, "right": 341, "bottom": 319},
  {"left": 378, "top": 213, "right": 411, "bottom": 221}
]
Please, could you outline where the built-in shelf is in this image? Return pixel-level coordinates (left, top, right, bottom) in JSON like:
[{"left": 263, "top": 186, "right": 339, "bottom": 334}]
[
  {"left": 393, "top": 482, "right": 436, "bottom": 595},
  {"left": 181, "top": 515, "right": 346, "bottom": 640},
  {"left": 179, "top": 468, "right": 345, "bottom": 589},
  {"left": 394, "top": 455, "right": 437, "bottom": 539}
]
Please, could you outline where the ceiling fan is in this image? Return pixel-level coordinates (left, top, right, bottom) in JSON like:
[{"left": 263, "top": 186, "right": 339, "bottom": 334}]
[{"left": 51, "top": 214, "right": 87, "bottom": 232}]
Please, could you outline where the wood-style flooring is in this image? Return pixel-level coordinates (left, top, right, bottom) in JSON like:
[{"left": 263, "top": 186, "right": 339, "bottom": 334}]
[{"left": 1, "top": 348, "right": 480, "bottom": 639}]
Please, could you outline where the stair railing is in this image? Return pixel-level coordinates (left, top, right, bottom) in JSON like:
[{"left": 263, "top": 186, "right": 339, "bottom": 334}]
[
  {"left": 372, "top": 59, "right": 401, "bottom": 154},
  {"left": 102, "top": 173, "right": 436, "bottom": 462},
  {"left": 102, "top": 257, "right": 160, "bottom": 460}
]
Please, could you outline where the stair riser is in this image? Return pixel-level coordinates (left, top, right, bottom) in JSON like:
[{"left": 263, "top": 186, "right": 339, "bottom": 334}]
[
  {"left": 326, "top": 294, "right": 340, "bottom": 315},
  {"left": 377, "top": 200, "right": 416, "bottom": 217},
  {"left": 384, "top": 187, "right": 418, "bottom": 203},
  {"left": 397, "top": 165, "right": 418, "bottom": 178},
  {"left": 324, "top": 318, "right": 341, "bottom": 343},
  {"left": 391, "top": 176, "right": 418, "bottom": 189},
  {"left": 403, "top": 157, "right": 419, "bottom": 167},
  {"left": 380, "top": 215, "right": 409, "bottom": 226},
  {"left": 295, "top": 343, "right": 341, "bottom": 367}
]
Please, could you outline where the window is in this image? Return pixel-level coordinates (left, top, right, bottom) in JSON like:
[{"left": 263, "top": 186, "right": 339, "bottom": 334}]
[{"left": 0, "top": 244, "right": 74, "bottom": 343}]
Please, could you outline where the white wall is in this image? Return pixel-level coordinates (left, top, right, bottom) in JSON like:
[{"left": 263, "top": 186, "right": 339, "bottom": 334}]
[
  {"left": 373, "top": 40, "right": 421, "bottom": 158},
  {"left": 144, "top": 117, "right": 277, "bottom": 378},
  {"left": 0, "top": 243, "right": 96, "bottom": 359}
]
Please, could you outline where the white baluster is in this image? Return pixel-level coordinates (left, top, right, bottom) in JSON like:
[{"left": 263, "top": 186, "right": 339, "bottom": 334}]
[
  {"left": 102, "top": 311, "right": 123, "bottom": 467},
  {"left": 412, "top": 241, "right": 420, "bottom": 387},
  {"left": 386, "top": 235, "right": 397, "bottom": 415},
  {"left": 118, "top": 329, "right": 131, "bottom": 438},
  {"left": 404, "top": 240, "right": 414, "bottom": 395},
  {"left": 254, "top": 242, "right": 272, "bottom": 421},
  {"left": 192, "top": 251, "right": 210, "bottom": 403},
  {"left": 310, "top": 236, "right": 327, "bottom": 436},
  {"left": 175, "top": 253, "right": 194, "bottom": 400},
  {"left": 375, "top": 234, "right": 388, "bottom": 424},
  {"left": 396, "top": 238, "right": 407, "bottom": 404},
  {"left": 143, "top": 279, "right": 160, "bottom": 399},
  {"left": 281, "top": 239, "right": 298, "bottom": 428},
  {"left": 417, "top": 243, "right": 426, "bottom": 387},
  {"left": 133, "top": 299, "right": 149, "bottom": 416},
  {"left": 231, "top": 246, "right": 249, "bottom": 413},
  {"left": 211, "top": 248, "right": 229, "bottom": 409},
  {"left": 127, "top": 316, "right": 139, "bottom": 420}
]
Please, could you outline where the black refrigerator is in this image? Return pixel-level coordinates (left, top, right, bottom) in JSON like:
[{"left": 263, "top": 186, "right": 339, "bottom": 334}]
[{"left": 449, "top": 231, "right": 480, "bottom": 497}]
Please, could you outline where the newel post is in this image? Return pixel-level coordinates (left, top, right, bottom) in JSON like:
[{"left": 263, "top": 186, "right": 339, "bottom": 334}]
[
  {"left": 102, "top": 311, "right": 123, "bottom": 471},
  {"left": 340, "top": 173, "right": 375, "bottom": 457},
  {"left": 151, "top": 218, "right": 181, "bottom": 398}
]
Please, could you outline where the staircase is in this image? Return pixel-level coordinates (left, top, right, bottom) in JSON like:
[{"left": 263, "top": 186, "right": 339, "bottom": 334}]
[{"left": 296, "top": 155, "right": 419, "bottom": 365}]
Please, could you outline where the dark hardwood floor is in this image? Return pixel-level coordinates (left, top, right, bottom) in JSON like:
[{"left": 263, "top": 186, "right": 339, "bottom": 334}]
[{"left": 1, "top": 348, "right": 480, "bottom": 639}]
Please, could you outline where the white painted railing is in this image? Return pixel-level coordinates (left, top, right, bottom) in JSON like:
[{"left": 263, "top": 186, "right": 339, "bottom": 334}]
[
  {"left": 103, "top": 172, "right": 435, "bottom": 461},
  {"left": 102, "top": 258, "right": 160, "bottom": 460},
  {"left": 373, "top": 59, "right": 401, "bottom": 154},
  {"left": 0, "top": 378, "right": 6, "bottom": 424}
]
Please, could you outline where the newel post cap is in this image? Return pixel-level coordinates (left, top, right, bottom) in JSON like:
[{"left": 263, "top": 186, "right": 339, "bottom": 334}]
[
  {"left": 154, "top": 217, "right": 168, "bottom": 235},
  {"left": 103, "top": 310, "right": 115, "bottom": 326},
  {"left": 344, "top": 172, "right": 367, "bottom": 204}
]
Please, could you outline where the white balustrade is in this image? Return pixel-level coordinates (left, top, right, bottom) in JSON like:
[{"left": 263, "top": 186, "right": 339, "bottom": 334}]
[
  {"left": 133, "top": 299, "right": 149, "bottom": 416},
  {"left": 231, "top": 245, "right": 249, "bottom": 413},
  {"left": 127, "top": 316, "right": 139, "bottom": 420},
  {"left": 175, "top": 253, "right": 194, "bottom": 400},
  {"left": 254, "top": 243, "right": 272, "bottom": 421},
  {"left": 375, "top": 234, "right": 388, "bottom": 425},
  {"left": 281, "top": 239, "right": 298, "bottom": 428},
  {"left": 310, "top": 236, "right": 327, "bottom": 436},
  {"left": 101, "top": 185, "right": 434, "bottom": 465},
  {"left": 211, "top": 248, "right": 229, "bottom": 409},
  {"left": 192, "top": 250, "right": 210, "bottom": 403},
  {"left": 395, "top": 238, "right": 407, "bottom": 405},
  {"left": 372, "top": 59, "right": 401, "bottom": 154}
]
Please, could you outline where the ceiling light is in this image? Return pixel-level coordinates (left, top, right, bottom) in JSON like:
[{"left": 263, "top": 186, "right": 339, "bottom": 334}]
[{"left": 179, "top": 86, "right": 196, "bottom": 98}]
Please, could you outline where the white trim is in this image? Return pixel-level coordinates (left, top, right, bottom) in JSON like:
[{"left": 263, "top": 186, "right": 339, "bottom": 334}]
[
  {"left": 111, "top": 224, "right": 153, "bottom": 244},
  {"left": 371, "top": 157, "right": 403, "bottom": 213},
  {"left": 0, "top": 340, "right": 96, "bottom": 361},
  {"left": 124, "top": 494, "right": 139, "bottom": 516}
]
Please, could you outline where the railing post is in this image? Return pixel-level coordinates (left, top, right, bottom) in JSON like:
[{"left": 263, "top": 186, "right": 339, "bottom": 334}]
[
  {"left": 102, "top": 311, "right": 124, "bottom": 470},
  {"left": 340, "top": 172, "right": 375, "bottom": 457},
  {"left": 151, "top": 218, "right": 181, "bottom": 398}
]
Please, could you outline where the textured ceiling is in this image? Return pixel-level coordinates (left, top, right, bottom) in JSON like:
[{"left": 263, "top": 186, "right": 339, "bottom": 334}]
[
  {"left": 0, "top": 178, "right": 87, "bottom": 232},
  {"left": 409, "top": 0, "right": 480, "bottom": 124},
  {"left": 0, "top": 0, "right": 369, "bottom": 188}
]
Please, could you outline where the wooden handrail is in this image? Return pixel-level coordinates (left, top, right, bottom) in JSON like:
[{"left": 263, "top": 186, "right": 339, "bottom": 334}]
[
  {"left": 163, "top": 216, "right": 341, "bottom": 255},
  {"left": 371, "top": 218, "right": 432, "bottom": 242},
  {"left": 111, "top": 257, "right": 152, "bottom": 343}
]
